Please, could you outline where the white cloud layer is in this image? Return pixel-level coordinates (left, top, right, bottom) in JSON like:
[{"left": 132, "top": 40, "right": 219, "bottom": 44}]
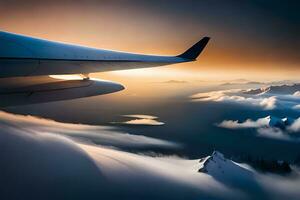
[
  {"left": 0, "top": 111, "right": 300, "bottom": 199},
  {"left": 288, "top": 118, "right": 300, "bottom": 132},
  {"left": 191, "top": 89, "right": 277, "bottom": 110},
  {"left": 0, "top": 111, "right": 175, "bottom": 148},
  {"left": 218, "top": 116, "right": 300, "bottom": 141},
  {"left": 113, "top": 115, "right": 165, "bottom": 126},
  {"left": 218, "top": 117, "right": 270, "bottom": 129},
  {"left": 0, "top": 111, "right": 239, "bottom": 200},
  {"left": 191, "top": 84, "right": 300, "bottom": 111},
  {"left": 293, "top": 91, "right": 300, "bottom": 97},
  {"left": 293, "top": 105, "right": 300, "bottom": 110}
]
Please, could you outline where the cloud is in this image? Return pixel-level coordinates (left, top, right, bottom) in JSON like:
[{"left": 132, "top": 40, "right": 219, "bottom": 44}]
[
  {"left": 259, "top": 96, "right": 277, "bottom": 109},
  {"left": 218, "top": 117, "right": 269, "bottom": 129},
  {"left": 191, "top": 89, "right": 277, "bottom": 110},
  {"left": 288, "top": 118, "right": 300, "bottom": 132},
  {"left": 190, "top": 89, "right": 241, "bottom": 101},
  {"left": 0, "top": 111, "right": 175, "bottom": 148},
  {"left": 79, "top": 144, "right": 240, "bottom": 200},
  {"left": 113, "top": 115, "right": 165, "bottom": 126},
  {"left": 293, "top": 104, "right": 300, "bottom": 110},
  {"left": 191, "top": 84, "right": 300, "bottom": 111},
  {"left": 293, "top": 91, "right": 300, "bottom": 97},
  {"left": 123, "top": 115, "right": 158, "bottom": 119},
  {"left": 0, "top": 117, "right": 109, "bottom": 199},
  {"left": 256, "top": 127, "right": 290, "bottom": 140},
  {"left": 258, "top": 172, "right": 300, "bottom": 200},
  {"left": 1, "top": 110, "right": 300, "bottom": 199},
  {"left": 0, "top": 111, "right": 242, "bottom": 200},
  {"left": 218, "top": 116, "right": 300, "bottom": 141},
  {"left": 218, "top": 80, "right": 300, "bottom": 88},
  {"left": 121, "top": 118, "right": 164, "bottom": 125},
  {"left": 81, "top": 144, "right": 300, "bottom": 200}
]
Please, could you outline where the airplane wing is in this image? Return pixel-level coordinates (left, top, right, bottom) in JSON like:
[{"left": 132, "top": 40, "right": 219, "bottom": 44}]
[
  {"left": 0, "top": 75, "right": 124, "bottom": 107},
  {"left": 0, "top": 31, "right": 210, "bottom": 106},
  {"left": 0, "top": 31, "right": 210, "bottom": 78}
]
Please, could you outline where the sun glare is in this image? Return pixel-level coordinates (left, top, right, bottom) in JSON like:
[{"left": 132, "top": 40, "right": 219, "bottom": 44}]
[{"left": 49, "top": 74, "right": 84, "bottom": 80}]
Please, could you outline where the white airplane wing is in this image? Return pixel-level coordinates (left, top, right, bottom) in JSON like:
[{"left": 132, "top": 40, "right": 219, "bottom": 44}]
[{"left": 0, "top": 31, "right": 210, "bottom": 106}]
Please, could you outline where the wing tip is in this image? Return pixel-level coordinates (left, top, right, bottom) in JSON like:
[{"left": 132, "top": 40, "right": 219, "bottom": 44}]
[{"left": 178, "top": 37, "right": 210, "bottom": 60}]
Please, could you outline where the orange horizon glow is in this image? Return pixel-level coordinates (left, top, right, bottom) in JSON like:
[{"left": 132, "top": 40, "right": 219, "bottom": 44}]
[
  {"left": 0, "top": 0, "right": 299, "bottom": 98},
  {"left": 1, "top": 1, "right": 299, "bottom": 74}
]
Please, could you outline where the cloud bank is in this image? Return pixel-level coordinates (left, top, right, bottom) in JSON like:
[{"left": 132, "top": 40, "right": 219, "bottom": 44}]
[
  {"left": 218, "top": 116, "right": 300, "bottom": 141},
  {"left": 113, "top": 114, "right": 165, "bottom": 126},
  {"left": 0, "top": 111, "right": 175, "bottom": 148},
  {"left": 0, "top": 111, "right": 239, "bottom": 200},
  {"left": 218, "top": 117, "right": 270, "bottom": 129},
  {"left": 191, "top": 84, "right": 300, "bottom": 111},
  {"left": 191, "top": 89, "right": 277, "bottom": 110},
  {"left": 293, "top": 91, "right": 300, "bottom": 97},
  {"left": 1, "top": 111, "right": 300, "bottom": 199},
  {"left": 288, "top": 118, "right": 300, "bottom": 132}
]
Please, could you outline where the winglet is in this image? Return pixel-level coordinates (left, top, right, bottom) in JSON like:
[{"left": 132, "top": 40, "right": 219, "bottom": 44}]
[{"left": 178, "top": 37, "right": 210, "bottom": 60}]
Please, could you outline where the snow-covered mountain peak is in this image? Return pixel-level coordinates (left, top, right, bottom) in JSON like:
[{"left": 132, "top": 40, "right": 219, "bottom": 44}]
[
  {"left": 265, "top": 115, "right": 294, "bottom": 129},
  {"left": 198, "top": 151, "right": 254, "bottom": 182},
  {"left": 266, "top": 116, "right": 283, "bottom": 127},
  {"left": 244, "top": 83, "right": 300, "bottom": 95},
  {"left": 211, "top": 151, "right": 226, "bottom": 161}
]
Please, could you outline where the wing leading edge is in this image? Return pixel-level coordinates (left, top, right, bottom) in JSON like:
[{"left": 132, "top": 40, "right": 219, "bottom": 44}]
[{"left": 0, "top": 31, "right": 210, "bottom": 78}]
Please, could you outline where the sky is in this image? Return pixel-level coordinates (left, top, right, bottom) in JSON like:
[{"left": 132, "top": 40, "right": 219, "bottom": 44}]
[{"left": 0, "top": 0, "right": 299, "bottom": 81}]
